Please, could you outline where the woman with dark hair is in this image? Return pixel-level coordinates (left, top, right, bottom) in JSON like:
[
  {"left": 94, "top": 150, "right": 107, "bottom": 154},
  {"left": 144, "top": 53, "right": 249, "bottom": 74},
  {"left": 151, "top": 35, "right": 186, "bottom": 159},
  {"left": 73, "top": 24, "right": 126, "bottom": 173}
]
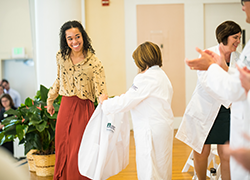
[
  {"left": 0, "top": 94, "right": 16, "bottom": 155},
  {"left": 47, "top": 20, "right": 107, "bottom": 180},
  {"left": 99, "top": 42, "right": 174, "bottom": 180},
  {"left": 176, "top": 20, "right": 242, "bottom": 180}
]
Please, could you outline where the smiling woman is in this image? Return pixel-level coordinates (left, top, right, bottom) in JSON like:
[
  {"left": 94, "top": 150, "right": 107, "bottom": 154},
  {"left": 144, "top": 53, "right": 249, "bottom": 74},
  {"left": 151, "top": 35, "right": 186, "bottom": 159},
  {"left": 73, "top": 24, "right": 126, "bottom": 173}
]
[
  {"left": 47, "top": 20, "right": 107, "bottom": 180},
  {"left": 59, "top": 21, "right": 95, "bottom": 64},
  {"left": 215, "top": 21, "right": 242, "bottom": 63},
  {"left": 176, "top": 20, "right": 242, "bottom": 180},
  {"left": 65, "top": 28, "right": 87, "bottom": 65}
]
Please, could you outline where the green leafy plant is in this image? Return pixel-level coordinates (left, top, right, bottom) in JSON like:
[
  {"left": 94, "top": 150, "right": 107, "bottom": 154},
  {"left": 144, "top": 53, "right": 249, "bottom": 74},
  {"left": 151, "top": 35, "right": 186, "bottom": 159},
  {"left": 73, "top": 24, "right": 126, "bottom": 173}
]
[{"left": 0, "top": 85, "right": 62, "bottom": 155}]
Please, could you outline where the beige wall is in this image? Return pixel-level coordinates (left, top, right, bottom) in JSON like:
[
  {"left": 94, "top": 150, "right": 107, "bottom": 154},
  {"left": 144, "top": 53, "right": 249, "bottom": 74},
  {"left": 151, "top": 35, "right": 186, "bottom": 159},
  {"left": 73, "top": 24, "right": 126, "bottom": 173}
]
[
  {"left": 0, "top": 0, "right": 32, "bottom": 79},
  {"left": 85, "top": 0, "right": 126, "bottom": 96},
  {"left": 0, "top": 0, "right": 32, "bottom": 59},
  {"left": 137, "top": 4, "right": 185, "bottom": 117}
]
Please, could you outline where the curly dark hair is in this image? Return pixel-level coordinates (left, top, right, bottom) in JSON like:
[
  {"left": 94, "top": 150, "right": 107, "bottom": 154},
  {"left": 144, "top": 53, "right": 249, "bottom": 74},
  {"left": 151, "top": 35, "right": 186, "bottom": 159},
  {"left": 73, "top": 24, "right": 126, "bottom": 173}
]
[
  {"left": 59, "top": 20, "right": 95, "bottom": 60},
  {"left": 216, "top": 21, "right": 242, "bottom": 45}
]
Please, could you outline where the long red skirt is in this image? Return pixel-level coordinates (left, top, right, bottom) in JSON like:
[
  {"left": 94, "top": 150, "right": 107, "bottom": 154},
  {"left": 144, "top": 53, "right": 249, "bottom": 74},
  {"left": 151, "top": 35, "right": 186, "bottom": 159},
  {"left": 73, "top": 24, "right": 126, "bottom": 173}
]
[{"left": 53, "top": 96, "right": 95, "bottom": 180}]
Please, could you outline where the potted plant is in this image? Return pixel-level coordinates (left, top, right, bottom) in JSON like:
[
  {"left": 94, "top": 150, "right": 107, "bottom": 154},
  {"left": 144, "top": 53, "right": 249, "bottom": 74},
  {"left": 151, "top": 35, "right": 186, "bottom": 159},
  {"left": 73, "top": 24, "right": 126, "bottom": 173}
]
[{"left": 0, "top": 84, "right": 62, "bottom": 176}]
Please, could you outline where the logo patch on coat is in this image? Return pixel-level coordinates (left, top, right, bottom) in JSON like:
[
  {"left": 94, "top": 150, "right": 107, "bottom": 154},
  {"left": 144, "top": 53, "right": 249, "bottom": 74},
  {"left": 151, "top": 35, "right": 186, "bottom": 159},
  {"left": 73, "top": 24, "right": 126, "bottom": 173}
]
[
  {"left": 131, "top": 84, "right": 138, "bottom": 91},
  {"left": 107, "top": 123, "right": 116, "bottom": 133},
  {"left": 242, "top": 55, "right": 250, "bottom": 69}
]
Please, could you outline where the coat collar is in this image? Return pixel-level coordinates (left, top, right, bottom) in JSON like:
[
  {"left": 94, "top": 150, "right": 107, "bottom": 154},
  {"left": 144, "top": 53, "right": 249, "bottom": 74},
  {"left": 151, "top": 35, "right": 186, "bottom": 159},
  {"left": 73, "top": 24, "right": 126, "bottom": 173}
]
[{"left": 148, "top": 65, "right": 160, "bottom": 70}]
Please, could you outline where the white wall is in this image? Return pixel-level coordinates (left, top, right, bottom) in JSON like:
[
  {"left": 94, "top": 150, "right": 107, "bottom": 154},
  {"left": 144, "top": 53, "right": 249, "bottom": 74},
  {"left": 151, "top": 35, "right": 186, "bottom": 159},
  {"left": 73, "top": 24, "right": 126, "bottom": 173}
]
[
  {"left": 3, "top": 59, "right": 36, "bottom": 104},
  {"left": 33, "top": 0, "right": 83, "bottom": 89}
]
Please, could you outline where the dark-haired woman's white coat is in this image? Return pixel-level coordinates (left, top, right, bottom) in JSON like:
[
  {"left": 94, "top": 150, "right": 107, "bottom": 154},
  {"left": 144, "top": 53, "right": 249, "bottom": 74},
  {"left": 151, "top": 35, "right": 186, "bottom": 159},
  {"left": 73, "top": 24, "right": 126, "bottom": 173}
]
[{"left": 175, "top": 45, "right": 239, "bottom": 153}]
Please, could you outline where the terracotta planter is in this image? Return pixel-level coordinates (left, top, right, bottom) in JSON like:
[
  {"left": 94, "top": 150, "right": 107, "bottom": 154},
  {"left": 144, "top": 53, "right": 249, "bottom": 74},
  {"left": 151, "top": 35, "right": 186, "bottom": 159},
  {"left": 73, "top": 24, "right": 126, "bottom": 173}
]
[
  {"left": 33, "top": 154, "right": 55, "bottom": 176},
  {"left": 26, "top": 149, "right": 37, "bottom": 172}
]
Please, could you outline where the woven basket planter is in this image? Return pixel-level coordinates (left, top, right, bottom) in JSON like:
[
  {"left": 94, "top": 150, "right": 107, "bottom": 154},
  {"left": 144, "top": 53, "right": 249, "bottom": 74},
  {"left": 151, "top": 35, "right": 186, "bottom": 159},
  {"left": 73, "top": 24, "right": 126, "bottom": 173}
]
[
  {"left": 33, "top": 154, "right": 55, "bottom": 176},
  {"left": 26, "top": 149, "right": 37, "bottom": 172}
]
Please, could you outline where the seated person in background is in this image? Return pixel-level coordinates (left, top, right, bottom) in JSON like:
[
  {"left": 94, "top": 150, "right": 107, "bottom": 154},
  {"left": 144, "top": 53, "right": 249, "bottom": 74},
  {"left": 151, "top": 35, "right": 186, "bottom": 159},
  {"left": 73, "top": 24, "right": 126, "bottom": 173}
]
[
  {"left": 0, "top": 85, "right": 4, "bottom": 98},
  {"left": 1, "top": 79, "right": 21, "bottom": 108},
  {"left": 0, "top": 94, "right": 17, "bottom": 155},
  {"left": 0, "top": 85, "right": 4, "bottom": 109}
]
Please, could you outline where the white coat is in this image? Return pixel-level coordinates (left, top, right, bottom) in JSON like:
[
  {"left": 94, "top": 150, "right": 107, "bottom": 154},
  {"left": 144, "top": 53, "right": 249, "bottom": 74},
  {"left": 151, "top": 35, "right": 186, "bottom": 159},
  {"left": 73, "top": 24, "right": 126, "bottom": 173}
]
[
  {"left": 175, "top": 45, "right": 240, "bottom": 154},
  {"left": 196, "top": 40, "right": 250, "bottom": 179},
  {"left": 102, "top": 65, "right": 174, "bottom": 180},
  {"left": 248, "top": 91, "right": 250, "bottom": 105},
  {"left": 78, "top": 104, "right": 130, "bottom": 180}
]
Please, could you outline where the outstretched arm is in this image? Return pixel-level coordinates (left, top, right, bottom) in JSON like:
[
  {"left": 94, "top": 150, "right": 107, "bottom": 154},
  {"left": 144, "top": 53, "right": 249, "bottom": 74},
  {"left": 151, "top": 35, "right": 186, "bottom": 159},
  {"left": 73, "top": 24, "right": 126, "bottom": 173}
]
[
  {"left": 188, "top": 46, "right": 245, "bottom": 102},
  {"left": 185, "top": 47, "right": 216, "bottom": 70}
]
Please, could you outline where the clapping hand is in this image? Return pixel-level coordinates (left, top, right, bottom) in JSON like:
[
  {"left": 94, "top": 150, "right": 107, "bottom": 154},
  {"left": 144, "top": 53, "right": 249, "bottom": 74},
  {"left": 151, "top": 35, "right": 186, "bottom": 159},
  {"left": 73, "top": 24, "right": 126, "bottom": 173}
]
[
  {"left": 185, "top": 47, "right": 216, "bottom": 70},
  {"left": 186, "top": 44, "right": 228, "bottom": 71}
]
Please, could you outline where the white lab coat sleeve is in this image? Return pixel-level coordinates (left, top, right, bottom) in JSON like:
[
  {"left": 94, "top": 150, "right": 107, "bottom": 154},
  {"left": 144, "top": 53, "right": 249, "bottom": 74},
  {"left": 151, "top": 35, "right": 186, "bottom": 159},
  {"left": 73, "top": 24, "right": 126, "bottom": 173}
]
[
  {"left": 205, "top": 64, "right": 246, "bottom": 102},
  {"left": 247, "top": 90, "right": 250, "bottom": 105},
  {"left": 102, "top": 74, "right": 152, "bottom": 114},
  {"left": 228, "top": 66, "right": 237, "bottom": 74},
  {"left": 197, "top": 70, "right": 231, "bottom": 108}
]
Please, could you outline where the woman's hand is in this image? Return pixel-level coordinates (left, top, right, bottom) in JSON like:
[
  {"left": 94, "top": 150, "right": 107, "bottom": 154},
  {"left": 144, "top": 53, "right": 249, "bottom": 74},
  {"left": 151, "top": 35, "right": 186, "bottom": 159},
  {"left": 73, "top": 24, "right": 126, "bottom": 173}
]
[
  {"left": 99, "top": 94, "right": 108, "bottom": 104},
  {"left": 47, "top": 104, "right": 55, "bottom": 116},
  {"left": 215, "top": 43, "right": 229, "bottom": 71},
  {"left": 186, "top": 46, "right": 228, "bottom": 71},
  {"left": 185, "top": 47, "right": 216, "bottom": 70}
]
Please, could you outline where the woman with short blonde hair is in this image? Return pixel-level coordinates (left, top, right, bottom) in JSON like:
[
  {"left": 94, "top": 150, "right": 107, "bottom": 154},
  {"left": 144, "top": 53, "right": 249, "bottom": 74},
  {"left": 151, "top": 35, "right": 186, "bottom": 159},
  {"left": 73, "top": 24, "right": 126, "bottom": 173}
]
[{"left": 100, "top": 41, "right": 174, "bottom": 180}]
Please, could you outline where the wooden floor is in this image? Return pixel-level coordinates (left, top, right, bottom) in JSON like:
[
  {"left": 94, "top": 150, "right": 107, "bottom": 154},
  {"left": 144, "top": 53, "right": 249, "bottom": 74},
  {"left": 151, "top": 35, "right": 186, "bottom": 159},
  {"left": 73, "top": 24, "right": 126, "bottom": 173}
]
[{"left": 19, "top": 130, "right": 203, "bottom": 180}]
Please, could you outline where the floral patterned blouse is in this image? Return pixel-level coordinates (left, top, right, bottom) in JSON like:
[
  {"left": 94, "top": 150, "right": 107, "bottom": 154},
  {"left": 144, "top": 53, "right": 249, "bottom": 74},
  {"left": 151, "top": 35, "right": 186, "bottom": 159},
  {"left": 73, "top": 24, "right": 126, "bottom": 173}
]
[{"left": 47, "top": 50, "right": 107, "bottom": 105}]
